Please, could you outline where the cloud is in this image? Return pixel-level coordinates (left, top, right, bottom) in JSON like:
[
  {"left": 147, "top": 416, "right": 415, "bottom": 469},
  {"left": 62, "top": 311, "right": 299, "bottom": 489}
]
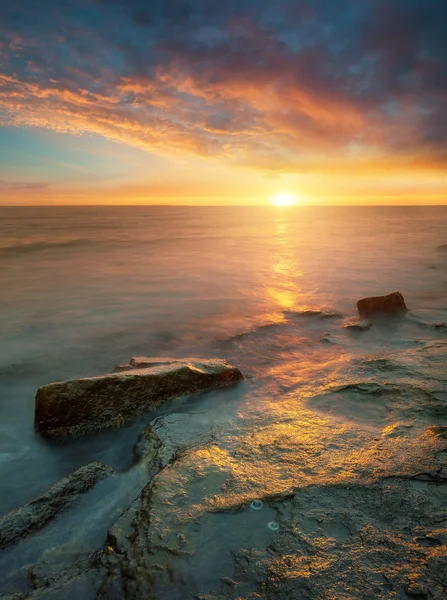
[
  {"left": 0, "top": 0, "right": 446, "bottom": 174},
  {"left": 0, "top": 179, "right": 50, "bottom": 191}
]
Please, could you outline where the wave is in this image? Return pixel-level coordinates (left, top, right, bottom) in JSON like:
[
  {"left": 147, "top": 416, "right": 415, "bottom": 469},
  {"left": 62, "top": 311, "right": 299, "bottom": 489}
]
[
  {"left": 216, "top": 308, "right": 344, "bottom": 345},
  {"left": 0, "top": 239, "right": 93, "bottom": 257},
  {"left": 282, "top": 309, "right": 343, "bottom": 319}
]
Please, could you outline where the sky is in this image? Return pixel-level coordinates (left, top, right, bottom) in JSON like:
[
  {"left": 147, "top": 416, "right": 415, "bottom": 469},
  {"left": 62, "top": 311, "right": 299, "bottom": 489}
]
[{"left": 0, "top": 0, "right": 446, "bottom": 205}]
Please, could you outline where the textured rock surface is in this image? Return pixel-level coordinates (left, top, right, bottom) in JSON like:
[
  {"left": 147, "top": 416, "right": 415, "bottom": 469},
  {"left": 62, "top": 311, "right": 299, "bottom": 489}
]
[
  {"left": 114, "top": 356, "right": 193, "bottom": 373},
  {"left": 320, "top": 332, "right": 332, "bottom": 343},
  {"left": 343, "top": 317, "right": 372, "bottom": 331},
  {"left": 4, "top": 342, "right": 446, "bottom": 599},
  {"left": 132, "top": 424, "right": 165, "bottom": 465},
  {"left": 222, "top": 480, "right": 447, "bottom": 600},
  {"left": 89, "top": 341, "right": 447, "bottom": 599},
  {"left": 35, "top": 358, "right": 243, "bottom": 439},
  {"left": 357, "top": 291, "right": 407, "bottom": 318},
  {"left": 0, "top": 462, "right": 112, "bottom": 548}
]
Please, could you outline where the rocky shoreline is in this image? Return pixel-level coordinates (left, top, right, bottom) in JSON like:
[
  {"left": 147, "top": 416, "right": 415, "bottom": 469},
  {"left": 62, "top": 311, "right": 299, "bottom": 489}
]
[
  {"left": 35, "top": 358, "right": 243, "bottom": 439},
  {"left": 1, "top": 298, "right": 446, "bottom": 599}
]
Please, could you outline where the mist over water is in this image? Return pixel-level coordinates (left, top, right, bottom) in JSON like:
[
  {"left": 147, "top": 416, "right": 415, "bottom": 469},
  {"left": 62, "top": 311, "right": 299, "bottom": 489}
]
[{"left": 0, "top": 205, "right": 446, "bottom": 518}]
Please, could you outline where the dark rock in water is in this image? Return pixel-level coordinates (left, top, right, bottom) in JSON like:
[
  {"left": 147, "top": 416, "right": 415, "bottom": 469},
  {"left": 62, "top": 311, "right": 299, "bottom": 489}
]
[
  {"left": 284, "top": 309, "right": 323, "bottom": 318},
  {"left": 319, "top": 311, "right": 343, "bottom": 320},
  {"left": 320, "top": 332, "right": 333, "bottom": 343},
  {"left": 0, "top": 462, "right": 112, "bottom": 548},
  {"left": 357, "top": 291, "right": 407, "bottom": 318},
  {"left": 133, "top": 424, "right": 163, "bottom": 465},
  {"left": 35, "top": 358, "right": 244, "bottom": 439},
  {"left": 284, "top": 309, "right": 342, "bottom": 320},
  {"left": 343, "top": 318, "right": 372, "bottom": 331},
  {"left": 406, "top": 309, "right": 447, "bottom": 330},
  {"left": 437, "top": 244, "right": 447, "bottom": 251}
]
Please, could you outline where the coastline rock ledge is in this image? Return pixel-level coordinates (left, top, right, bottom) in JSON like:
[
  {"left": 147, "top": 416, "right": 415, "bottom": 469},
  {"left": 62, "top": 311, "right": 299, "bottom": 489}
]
[{"left": 35, "top": 357, "right": 243, "bottom": 439}]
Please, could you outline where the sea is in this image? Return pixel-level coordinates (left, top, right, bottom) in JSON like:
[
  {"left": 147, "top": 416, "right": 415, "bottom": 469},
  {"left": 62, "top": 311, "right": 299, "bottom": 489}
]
[{"left": 0, "top": 205, "right": 446, "bottom": 592}]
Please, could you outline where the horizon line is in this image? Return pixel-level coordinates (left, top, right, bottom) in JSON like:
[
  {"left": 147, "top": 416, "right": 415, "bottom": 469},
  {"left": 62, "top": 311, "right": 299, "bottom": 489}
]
[{"left": 1, "top": 203, "right": 446, "bottom": 208}]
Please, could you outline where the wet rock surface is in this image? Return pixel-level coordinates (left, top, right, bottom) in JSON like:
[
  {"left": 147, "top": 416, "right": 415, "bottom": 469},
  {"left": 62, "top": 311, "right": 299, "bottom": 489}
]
[
  {"left": 0, "top": 462, "right": 112, "bottom": 548},
  {"left": 35, "top": 358, "right": 244, "bottom": 439},
  {"left": 319, "top": 332, "right": 332, "bottom": 343},
  {"left": 357, "top": 291, "right": 408, "bottom": 318},
  {"left": 343, "top": 317, "right": 372, "bottom": 331},
  {"left": 221, "top": 480, "right": 447, "bottom": 600},
  {"left": 91, "top": 341, "right": 446, "bottom": 599},
  {"left": 2, "top": 339, "right": 447, "bottom": 599}
]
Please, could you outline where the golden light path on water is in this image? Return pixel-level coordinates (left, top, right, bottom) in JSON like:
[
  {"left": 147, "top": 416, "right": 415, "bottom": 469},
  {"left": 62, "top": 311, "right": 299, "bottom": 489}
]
[
  {"left": 265, "top": 211, "right": 315, "bottom": 313},
  {"left": 134, "top": 332, "right": 446, "bottom": 593},
  {"left": 1, "top": 207, "right": 447, "bottom": 598},
  {"left": 144, "top": 210, "right": 446, "bottom": 522},
  {"left": 151, "top": 357, "right": 443, "bottom": 518}
]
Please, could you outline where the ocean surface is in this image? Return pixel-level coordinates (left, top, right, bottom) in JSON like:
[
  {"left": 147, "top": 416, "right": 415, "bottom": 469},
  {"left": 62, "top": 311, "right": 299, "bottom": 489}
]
[
  {"left": 1, "top": 205, "right": 446, "bottom": 515},
  {"left": 0, "top": 205, "right": 447, "bottom": 596}
]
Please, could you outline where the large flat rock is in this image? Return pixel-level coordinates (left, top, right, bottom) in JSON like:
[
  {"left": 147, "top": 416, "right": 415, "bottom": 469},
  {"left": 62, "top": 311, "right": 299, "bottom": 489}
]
[{"left": 35, "top": 358, "right": 243, "bottom": 439}]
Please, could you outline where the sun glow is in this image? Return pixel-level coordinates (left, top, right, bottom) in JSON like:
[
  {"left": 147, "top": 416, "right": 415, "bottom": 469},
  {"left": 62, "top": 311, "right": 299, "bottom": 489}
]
[{"left": 270, "top": 192, "right": 299, "bottom": 207}]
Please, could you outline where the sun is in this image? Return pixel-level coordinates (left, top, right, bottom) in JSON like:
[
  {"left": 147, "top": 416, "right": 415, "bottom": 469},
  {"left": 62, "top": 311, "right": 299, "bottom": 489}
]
[{"left": 270, "top": 192, "right": 299, "bottom": 207}]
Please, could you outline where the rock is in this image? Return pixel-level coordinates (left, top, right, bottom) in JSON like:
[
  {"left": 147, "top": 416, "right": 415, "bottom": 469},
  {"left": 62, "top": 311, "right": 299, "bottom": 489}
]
[
  {"left": 319, "top": 311, "right": 343, "bottom": 319},
  {"left": 406, "top": 309, "right": 447, "bottom": 329},
  {"left": 284, "top": 309, "right": 342, "bottom": 319},
  {"left": 431, "top": 322, "right": 447, "bottom": 330},
  {"left": 406, "top": 582, "right": 430, "bottom": 598},
  {"left": 320, "top": 332, "right": 332, "bottom": 343},
  {"left": 437, "top": 244, "right": 447, "bottom": 251},
  {"left": 95, "top": 476, "right": 447, "bottom": 600},
  {"left": 132, "top": 424, "right": 164, "bottom": 465},
  {"left": 343, "top": 318, "right": 372, "bottom": 331},
  {"left": 113, "top": 356, "right": 186, "bottom": 373},
  {"left": 113, "top": 364, "right": 132, "bottom": 373},
  {"left": 285, "top": 309, "right": 323, "bottom": 317},
  {"left": 0, "top": 462, "right": 112, "bottom": 548},
  {"left": 357, "top": 291, "right": 407, "bottom": 318},
  {"left": 35, "top": 358, "right": 244, "bottom": 439}
]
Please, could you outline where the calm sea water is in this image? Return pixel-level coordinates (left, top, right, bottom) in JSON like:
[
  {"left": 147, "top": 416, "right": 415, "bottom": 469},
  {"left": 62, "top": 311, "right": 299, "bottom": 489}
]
[{"left": 0, "top": 205, "right": 446, "bottom": 517}]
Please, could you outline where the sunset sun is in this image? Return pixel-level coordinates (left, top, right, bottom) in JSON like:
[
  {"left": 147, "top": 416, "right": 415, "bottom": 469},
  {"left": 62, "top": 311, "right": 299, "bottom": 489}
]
[{"left": 270, "top": 192, "right": 300, "bottom": 207}]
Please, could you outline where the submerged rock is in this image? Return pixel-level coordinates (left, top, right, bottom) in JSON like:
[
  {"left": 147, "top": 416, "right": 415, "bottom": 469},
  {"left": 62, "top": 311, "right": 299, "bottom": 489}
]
[
  {"left": 319, "top": 311, "right": 343, "bottom": 319},
  {"left": 406, "top": 309, "right": 447, "bottom": 330},
  {"left": 343, "top": 318, "right": 372, "bottom": 331},
  {"left": 320, "top": 332, "right": 333, "bottom": 343},
  {"left": 35, "top": 358, "right": 244, "bottom": 439},
  {"left": 283, "top": 309, "right": 343, "bottom": 320},
  {"left": 0, "top": 462, "right": 112, "bottom": 548},
  {"left": 357, "top": 291, "right": 407, "bottom": 318}
]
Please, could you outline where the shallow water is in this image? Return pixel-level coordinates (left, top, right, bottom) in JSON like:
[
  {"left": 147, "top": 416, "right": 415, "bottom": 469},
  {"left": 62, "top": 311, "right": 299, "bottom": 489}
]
[
  {"left": 1, "top": 206, "right": 447, "bottom": 597},
  {"left": 1, "top": 206, "right": 446, "bottom": 516}
]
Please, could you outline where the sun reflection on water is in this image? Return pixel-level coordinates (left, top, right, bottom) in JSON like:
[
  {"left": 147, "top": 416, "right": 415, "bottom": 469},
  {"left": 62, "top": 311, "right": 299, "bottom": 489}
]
[{"left": 265, "top": 213, "right": 314, "bottom": 313}]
